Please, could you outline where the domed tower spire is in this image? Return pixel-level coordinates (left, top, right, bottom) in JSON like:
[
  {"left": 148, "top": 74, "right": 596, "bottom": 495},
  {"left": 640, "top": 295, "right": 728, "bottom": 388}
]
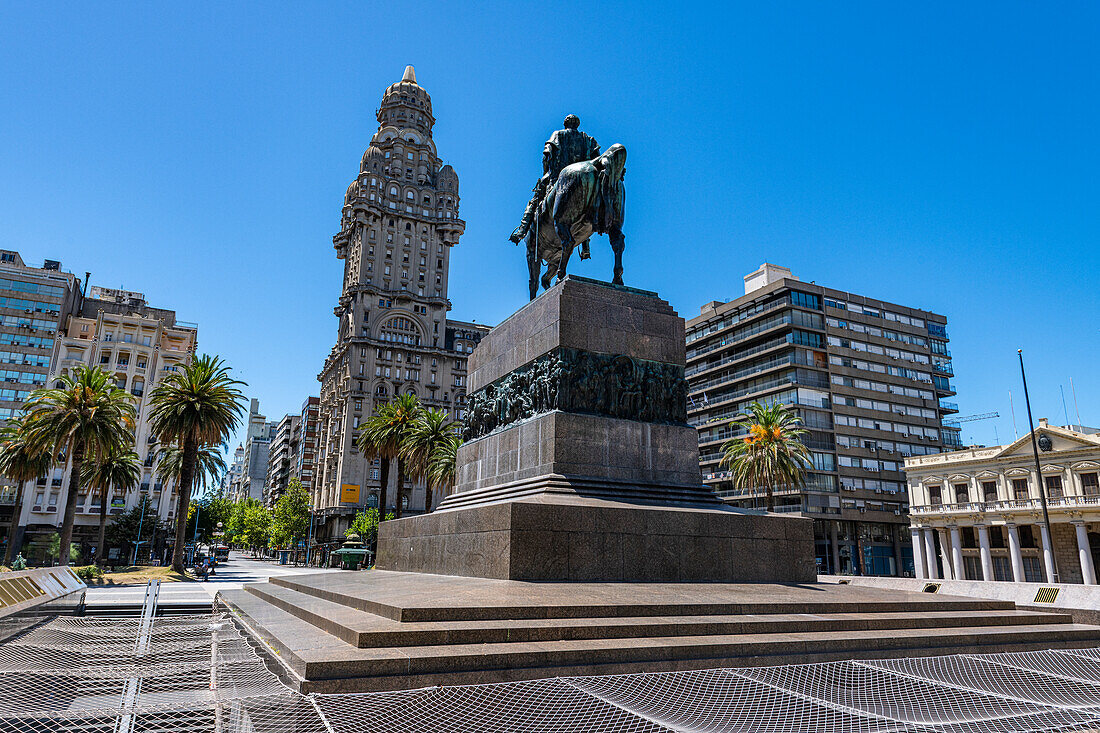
[{"left": 401, "top": 65, "right": 417, "bottom": 83}]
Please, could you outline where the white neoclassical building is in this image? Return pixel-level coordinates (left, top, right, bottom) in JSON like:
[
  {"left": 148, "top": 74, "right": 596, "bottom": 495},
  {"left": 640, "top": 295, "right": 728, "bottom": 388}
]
[{"left": 905, "top": 419, "right": 1100, "bottom": 585}]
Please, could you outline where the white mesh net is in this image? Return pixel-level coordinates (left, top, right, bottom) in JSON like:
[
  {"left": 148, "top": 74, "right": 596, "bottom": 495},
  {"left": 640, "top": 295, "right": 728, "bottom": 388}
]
[{"left": 3, "top": 611, "right": 1100, "bottom": 732}]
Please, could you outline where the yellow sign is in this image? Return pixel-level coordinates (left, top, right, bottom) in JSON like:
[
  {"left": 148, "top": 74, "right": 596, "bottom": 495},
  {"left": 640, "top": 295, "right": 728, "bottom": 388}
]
[{"left": 340, "top": 484, "right": 361, "bottom": 503}]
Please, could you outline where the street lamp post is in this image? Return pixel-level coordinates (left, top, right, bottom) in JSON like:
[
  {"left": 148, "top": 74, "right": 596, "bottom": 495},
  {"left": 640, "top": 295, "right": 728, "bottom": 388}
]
[{"left": 1018, "top": 349, "right": 1060, "bottom": 583}]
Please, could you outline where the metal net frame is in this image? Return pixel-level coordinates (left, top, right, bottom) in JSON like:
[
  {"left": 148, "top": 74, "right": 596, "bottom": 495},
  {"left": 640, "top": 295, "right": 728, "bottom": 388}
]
[{"left": 3, "top": 611, "right": 1100, "bottom": 732}]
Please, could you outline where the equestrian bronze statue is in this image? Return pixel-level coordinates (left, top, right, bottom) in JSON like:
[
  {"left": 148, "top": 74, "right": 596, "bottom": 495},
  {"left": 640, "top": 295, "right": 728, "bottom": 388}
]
[{"left": 510, "top": 116, "right": 627, "bottom": 300}]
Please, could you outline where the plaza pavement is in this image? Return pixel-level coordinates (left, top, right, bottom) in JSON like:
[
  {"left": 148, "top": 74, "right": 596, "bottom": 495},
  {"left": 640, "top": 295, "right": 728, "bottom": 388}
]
[{"left": 83, "top": 551, "right": 340, "bottom": 611}]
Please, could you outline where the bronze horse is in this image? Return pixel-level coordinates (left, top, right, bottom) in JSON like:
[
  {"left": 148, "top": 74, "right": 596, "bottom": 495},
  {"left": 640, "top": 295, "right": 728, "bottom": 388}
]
[{"left": 525, "top": 143, "right": 627, "bottom": 300}]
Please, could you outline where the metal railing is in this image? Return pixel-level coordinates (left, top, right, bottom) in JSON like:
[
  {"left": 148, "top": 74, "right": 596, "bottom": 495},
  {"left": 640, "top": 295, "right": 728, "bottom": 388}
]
[{"left": 912, "top": 494, "right": 1100, "bottom": 515}]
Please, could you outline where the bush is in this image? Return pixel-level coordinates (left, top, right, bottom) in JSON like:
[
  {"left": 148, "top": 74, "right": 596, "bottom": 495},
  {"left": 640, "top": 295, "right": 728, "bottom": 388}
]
[{"left": 73, "top": 565, "right": 102, "bottom": 581}]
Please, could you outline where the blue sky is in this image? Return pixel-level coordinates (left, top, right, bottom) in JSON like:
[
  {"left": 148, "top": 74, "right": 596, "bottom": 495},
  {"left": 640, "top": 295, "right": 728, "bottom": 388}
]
[{"left": 1, "top": 2, "right": 1097, "bottom": 451}]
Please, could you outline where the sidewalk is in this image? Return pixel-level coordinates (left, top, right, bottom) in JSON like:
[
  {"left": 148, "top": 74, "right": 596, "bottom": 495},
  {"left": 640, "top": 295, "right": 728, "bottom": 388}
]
[{"left": 83, "top": 551, "right": 340, "bottom": 611}]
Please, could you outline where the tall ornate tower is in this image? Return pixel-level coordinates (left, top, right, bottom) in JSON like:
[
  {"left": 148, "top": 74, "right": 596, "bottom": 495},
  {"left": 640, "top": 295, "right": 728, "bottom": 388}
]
[{"left": 315, "top": 67, "right": 488, "bottom": 543}]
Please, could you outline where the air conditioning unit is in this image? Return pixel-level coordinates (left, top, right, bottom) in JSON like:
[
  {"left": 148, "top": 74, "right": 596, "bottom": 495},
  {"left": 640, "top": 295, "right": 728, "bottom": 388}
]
[{"left": 894, "top": 510, "right": 902, "bottom": 515}]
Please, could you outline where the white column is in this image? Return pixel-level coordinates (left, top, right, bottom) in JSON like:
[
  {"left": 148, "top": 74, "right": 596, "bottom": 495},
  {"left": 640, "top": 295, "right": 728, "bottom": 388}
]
[
  {"left": 1038, "top": 522, "right": 1057, "bottom": 583},
  {"left": 937, "top": 529, "right": 955, "bottom": 580},
  {"left": 977, "top": 525, "right": 994, "bottom": 581},
  {"left": 949, "top": 526, "right": 965, "bottom": 580},
  {"left": 1006, "top": 523, "right": 1025, "bottom": 582},
  {"left": 1074, "top": 522, "right": 1097, "bottom": 585},
  {"left": 923, "top": 528, "right": 939, "bottom": 579},
  {"left": 911, "top": 527, "right": 926, "bottom": 579}
]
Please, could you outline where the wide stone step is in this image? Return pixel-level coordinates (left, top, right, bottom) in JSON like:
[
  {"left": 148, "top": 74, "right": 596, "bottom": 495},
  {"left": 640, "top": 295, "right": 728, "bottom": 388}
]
[
  {"left": 220, "top": 589, "right": 1100, "bottom": 694},
  {"left": 244, "top": 582, "right": 1075, "bottom": 649},
  {"left": 269, "top": 572, "right": 1018, "bottom": 622}
]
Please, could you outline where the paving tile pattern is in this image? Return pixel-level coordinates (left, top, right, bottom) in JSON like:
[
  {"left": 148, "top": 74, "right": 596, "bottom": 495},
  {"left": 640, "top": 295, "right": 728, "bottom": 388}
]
[{"left": 7, "top": 610, "right": 1100, "bottom": 732}]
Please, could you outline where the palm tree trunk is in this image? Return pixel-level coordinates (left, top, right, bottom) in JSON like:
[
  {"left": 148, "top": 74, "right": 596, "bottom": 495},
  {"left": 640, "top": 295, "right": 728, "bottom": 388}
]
[
  {"left": 394, "top": 458, "right": 405, "bottom": 519},
  {"left": 96, "top": 483, "right": 109, "bottom": 565},
  {"left": 5, "top": 481, "right": 26, "bottom": 565},
  {"left": 424, "top": 482, "right": 433, "bottom": 515},
  {"left": 766, "top": 481, "right": 775, "bottom": 513},
  {"left": 171, "top": 436, "right": 198, "bottom": 574},
  {"left": 377, "top": 457, "right": 391, "bottom": 522},
  {"left": 58, "top": 440, "right": 85, "bottom": 566}
]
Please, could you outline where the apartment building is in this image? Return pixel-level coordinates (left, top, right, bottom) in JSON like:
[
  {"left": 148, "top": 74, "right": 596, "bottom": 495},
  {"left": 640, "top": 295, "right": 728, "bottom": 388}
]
[
  {"left": 315, "top": 66, "right": 488, "bottom": 543},
  {"left": 686, "top": 264, "right": 959, "bottom": 576},
  {"left": 295, "top": 396, "right": 319, "bottom": 494},
  {"left": 15, "top": 286, "right": 197, "bottom": 560},
  {"left": 906, "top": 419, "right": 1100, "bottom": 585},
  {"left": 265, "top": 412, "right": 300, "bottom": 507},
  {"left": 0, "top": 251, "right": 83, "bottom": 554},
  {"left": 235, "top": 399, "right": 276, "bottom": 503},
  {"left": 264, "top": 396, "right": 321, "bottom": 508}
]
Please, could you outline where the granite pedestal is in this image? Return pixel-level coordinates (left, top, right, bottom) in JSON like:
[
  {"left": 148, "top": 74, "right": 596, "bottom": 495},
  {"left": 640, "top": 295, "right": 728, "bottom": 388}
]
[{"left": 376, "top": 277, "right": 816, "bottom": 582}]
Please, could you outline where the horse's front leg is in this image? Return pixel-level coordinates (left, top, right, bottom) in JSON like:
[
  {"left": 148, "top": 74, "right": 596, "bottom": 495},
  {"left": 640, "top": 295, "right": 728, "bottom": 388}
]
[
  {"left": 553, "top": 218, "right": 575, "bottom": 282},
  {"left": 610, "top": 226, "right": 625, "bottom": 286},
  {"left": 526, "top": 236, "right": 539, "bottom": 301}
]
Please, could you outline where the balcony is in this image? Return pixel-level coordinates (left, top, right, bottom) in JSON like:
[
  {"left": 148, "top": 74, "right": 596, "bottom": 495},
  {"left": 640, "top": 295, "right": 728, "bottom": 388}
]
[
  {"left": 939, "top": 401, "right": 959, "bottom": 414},
  {"left": 912, "top": 495, "right": 1100, "bottom": 517},
  {"left": 932, "top": 361, "right": 954, "bottom": 376}
]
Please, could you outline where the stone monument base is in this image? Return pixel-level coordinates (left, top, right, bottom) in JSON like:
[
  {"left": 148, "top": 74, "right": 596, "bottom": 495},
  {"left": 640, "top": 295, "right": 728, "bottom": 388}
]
[{"left": 375, "top": 494, "right": 815, "bottom": 582}]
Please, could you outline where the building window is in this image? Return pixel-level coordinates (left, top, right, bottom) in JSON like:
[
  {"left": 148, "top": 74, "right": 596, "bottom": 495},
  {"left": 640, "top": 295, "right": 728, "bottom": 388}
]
[
  {"left": 1043, "top": 475, "right": 1063, "bottom": 499},
  {"left": 1012, "top": 478, "right": 1030, "bottom": 500},
  {"left": 953, "top": 483, "right": 969, "bottom": 504},
  {"left": 928, "top": 485, "right": 942, "bottom": 505},
  {"left": 981, "top": 481, "right": 997, "bottom": 502},
  {"left": 1083, "top": 473, "right": 1100, "bottom": 496}
]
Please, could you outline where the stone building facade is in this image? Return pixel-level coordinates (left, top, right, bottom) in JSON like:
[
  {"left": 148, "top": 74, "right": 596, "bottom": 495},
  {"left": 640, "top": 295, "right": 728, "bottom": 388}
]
[
  {"left": 905, "top": 420, "right": 1100, "bottom": 585},
  {"left": 315, "top": 67, "right": 488, "bottom": 543},
  {"left": 15, "top": 286, "right": 198, "bottom": 561}
]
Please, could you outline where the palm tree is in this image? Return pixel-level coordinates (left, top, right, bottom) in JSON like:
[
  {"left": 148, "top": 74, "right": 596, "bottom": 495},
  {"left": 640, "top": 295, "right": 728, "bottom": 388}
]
[
  {"left": 0, "top": 416, "right": 52, "bottom": 564},
  {"left": 719, "top": 401, "right": 812, "bottom": 512},
  {"left": 357, "top": 393, "right": 421, "bottom": 519},
  {"left": 426, "top": 433, "right": 462, "bottom": 504},
  {"left": 400, "top": 407, "right": 460, "bottom": 512},
  {"left": 155, "top": 443, "right": 227, "bottom": 497},
  {"left": 22, "top": 366, "right": 136, "bottom": 565},
  {"left": 148, "top": 355, "right": 246, "bottom": 574},
  {"left": 81, "top": 447, "right": 141, "bottom": 564}
]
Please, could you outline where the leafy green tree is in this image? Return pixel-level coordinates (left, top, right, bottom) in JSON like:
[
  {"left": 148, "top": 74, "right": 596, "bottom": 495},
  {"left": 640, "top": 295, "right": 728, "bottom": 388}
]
[
  {"left": 345, "top": 507, "right": 393, "bottom": 549},
  {"left": 229, "top": 498, "right": 271, "bottom": 555},
  {"left": 80, "top": 447, "right": 141, "bottom": 564},
  {"left": 358, "top": 393, "right": 421, "bottom": 519},
  {"left": 148, "top": 355, "right": 246, "bottom": 573},
  {"left": 0, "top": 416, "right": 52, "bottom": 564},
  {"left": 187, "top": 493, "right": 234, "bottom": 545},
  {"left": 104, "top": 497, "right": 166, "bottom": 564},
  {"left": 270, "top": 479, "right": 310, "bottom": 550},
  {"left": 46, "top": 532, "right": 81, "bottom": 565},
  {"left": 400, "top": 407, "right": 460, "bottom": 512},
  {"left": 719, "top": 401, "right": 812, "bottom": 512},
  {"left": 23, "top": 365, "right": 137, "bottom": 565}
]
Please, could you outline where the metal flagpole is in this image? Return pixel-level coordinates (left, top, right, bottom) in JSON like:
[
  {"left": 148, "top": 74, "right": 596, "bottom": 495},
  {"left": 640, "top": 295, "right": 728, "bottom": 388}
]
[
  {"left": 1071, "top": 378, "right": 1083, "bottom": 427},
  {"left": 1018, "top": 349, "right": 1059, "bottom": 583}
]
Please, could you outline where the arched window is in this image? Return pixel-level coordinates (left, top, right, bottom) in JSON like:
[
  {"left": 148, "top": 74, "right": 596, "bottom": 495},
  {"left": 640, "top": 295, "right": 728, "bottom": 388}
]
[{"left": 379, "top": 317, "right": 422, "bottom": 346}]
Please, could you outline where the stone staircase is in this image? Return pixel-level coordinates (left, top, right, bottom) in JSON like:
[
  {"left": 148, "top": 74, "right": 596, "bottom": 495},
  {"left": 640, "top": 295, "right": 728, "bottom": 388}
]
[{"left": 218, "top": 570, "right": 1100, "bottom": 693}]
